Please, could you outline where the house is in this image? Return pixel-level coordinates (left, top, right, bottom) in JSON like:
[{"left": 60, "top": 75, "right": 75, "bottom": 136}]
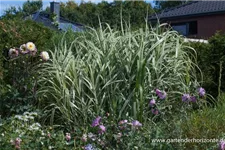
[
  {"left": 149, "top": 1, "right": 225, "bottom": 39},
  {"left": 29, "top": 1, "right": 83, "bottom": 32}
]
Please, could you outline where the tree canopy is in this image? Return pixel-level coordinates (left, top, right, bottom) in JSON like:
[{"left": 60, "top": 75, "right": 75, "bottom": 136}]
[
  {"left": 154, "top": 0, "right": 189, "bottom": 11},
  {"left": 60, "top": 0, "right": 154, "bottom": 29}
]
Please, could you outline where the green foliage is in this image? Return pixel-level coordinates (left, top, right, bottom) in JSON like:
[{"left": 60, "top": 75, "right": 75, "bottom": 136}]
[
  {"left": 22, "top": 0, "right": 43, "bottom": 16},
  {"left": 154, "top": 0, "right": 188, "bottom": 11},
  {"left": 0, "top": 18, "right": 55, "bottom": 117},
  {"left": 181, "top": 93, "right": 225, "bottom": 149},
  {"left": 0, "top": 42, "right": 50, "bottom": 117},
  {"left": 0, "top": 6, "right": 23, "bottom": 20},
  {"left": 0, "top": 112, "right": 73, "bottom": 150},
  {"left": 60, "top": 1, "right": 153, "bottom": 29},
  {"left": 0, "top": 18, "right": 54, "bottom": 77},
  {"left": 188, "top": 32, "right": 225, "bottom": 98},
  {"left": 37, "top": 23, "right": 200, "bottom": 128}
]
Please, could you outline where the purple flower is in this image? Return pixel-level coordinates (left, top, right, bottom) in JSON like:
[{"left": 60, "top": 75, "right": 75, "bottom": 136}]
[
  {"left": 151, "top": 109, "right": 159, "bottom": 115},
  {"left": 198, "top": 87, "right": 206, "bottom": 97},
  {"left": 98, "top": 125, "right": 106, "bottom": 134},
  {"left": 182, "top": 94, "right": 191, "bottom": 102},
  {"left": 84, "top": 144, "right": 94, "bottom": 150},
  {"left": 190, "top": 96, "right": 197, "bottom": 102},
  {"left": 132, "top": 120, "right": 142, "bottom": 127},
  {"left": 149, "top": 99, "right": 156, "bottom": 107},
  {"left": 219, "top": 140, "right": 225, "bottom": 150},
  {"left": 156, "top": 89, "right": 167, "bottom": 99},
  {"left": 118, "top": 119, "right": 128, "bottom": 125},
  {"left": 91, "top": 116, "right": 101, "bottom": 127}
]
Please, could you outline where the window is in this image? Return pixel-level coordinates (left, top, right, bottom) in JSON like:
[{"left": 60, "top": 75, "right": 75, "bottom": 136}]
[{"left": 171, "top": 21, "right": 197, "bottom": 36}]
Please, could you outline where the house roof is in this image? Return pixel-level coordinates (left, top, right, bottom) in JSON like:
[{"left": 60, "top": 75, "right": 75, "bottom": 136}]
[
  {"left": 150, "top": 1, "right": 225, "bottom": 21},
  {"left": 30, "top": 11, "right": 83, "bottom": 32}
]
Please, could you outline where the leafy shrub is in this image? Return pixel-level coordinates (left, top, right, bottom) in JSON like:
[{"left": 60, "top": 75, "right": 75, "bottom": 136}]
[
  {"left": 181, "top": 93, "right": 225, "bottom": 149},
  {"left": 37, "top": 24, "right": 202, "bottom": 128},
  {"left": 0, "top": 112, "right": 73, "bottom": 150},
  {"left": 0, "top": 42, "right": 50, "bottom": 117},
  {"left": 0, "top": 112, "right": 160, "bottom": 150},
  {"left": 0, "top": 18, "right": 54, "bottom": 78},
  {"left": 188, "top": 32, "right": 225, "bottom": 98}
]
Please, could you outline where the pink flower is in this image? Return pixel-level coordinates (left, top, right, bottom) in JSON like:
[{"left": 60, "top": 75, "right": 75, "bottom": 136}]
[
  {"left": 98, "top": 125, "right": 106, "bottom": 134},
  {"left": 219, "top": 140, "right": 225, "bottom": 150},
  {"left": 132, "top": 120, "right": 142, "bottom": 127},
  {"left": 12, "top": 138, "right": 22, "bottom": 150},
  {"left": 149, "top": 99, "right": 156, "bottom": 107},
  {"left": 198, "top": 87, "right": 206, "bottom": 97},
  {"left": 156, "top": 89, "right": 167, "bottom": 99},
  {"left": 65, "top": 133, "right": 71, "bottom": 141},
  {"left": 91, "top": 116, "right": 101, "bottom": 127},
  {"left": 190, "top": 96, "right": 197, "bottom": 102},
  {"left": 118, "top": 120, "right": 128, "bottom": 125},
  {"left": 151, "top": 109, "right": 159, "bottom": 115},
  {"left": 15, "top": 138, "right": 22, "bottom": 145},
  {"left": 182, "top": 94, "right": 191, "bottom": 102}
]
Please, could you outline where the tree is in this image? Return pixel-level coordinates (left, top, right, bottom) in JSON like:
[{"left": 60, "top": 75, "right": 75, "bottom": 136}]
[
  {"left": 22, "top": 0, "right": 43, "bottom": 16},
  {"left": 154, "top": 0, "right": 188, "bottom": 11},
  {"left": 59, "top": 0, "right": 153, "bottom": 29}
]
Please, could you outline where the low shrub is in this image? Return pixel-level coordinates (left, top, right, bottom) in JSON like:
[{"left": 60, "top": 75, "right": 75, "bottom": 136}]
[
  {"left": 181, "top": 93, "right": 225, "bottom": 149},
  {"left": 188, "top": 32, "right": 225, "bottom": 98},
  {"left": 0, "top": 42, "right": 49, "bottom": 117},
  {"left": 0, "top": 18, "right": 54, "bottom": 79}
]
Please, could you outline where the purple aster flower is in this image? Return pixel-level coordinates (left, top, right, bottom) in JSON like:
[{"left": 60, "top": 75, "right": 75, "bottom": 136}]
[
  {"left": 219, "top": 140, "right": 225, "bottom": 150},
  {"left": 98, "top": 125, "right": 106, "bottom": 134},
  {"left": 132, "top": 120, "right": 142, "bottom": 127},
  {"left": 155, "top": 89, "right": 167, "bottom": 99},
  {"left": 91, "top": 116, "right": 101, "bottom": 127},
  {"left": 149, "top": 99, "right": 156, "bottom": 107},
  {"left": 182, "top": 94, "right": 191, "bottom": 102},
  {"left": 190, "top": 96, "right": 197, "bottom": 102},
  {"left": 84, "top": 144, "right": 94, "bottom": 150},
  {"left": 151, "top": 109, "right": 159, "bottom": 115},
  {"left": 198, "top": 87, "right": 206, "bottom": 97}
]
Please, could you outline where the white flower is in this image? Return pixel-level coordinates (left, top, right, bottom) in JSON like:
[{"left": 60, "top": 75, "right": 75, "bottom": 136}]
[
  {"left": 20, "top": 44, "right": 29, "bottom": 54},
  {"left": 26, "top": 42, "right": 36, "bottom": 51},
  {"left": 8, "top": 48, "right": 19, "bottom": 58},
  {"left": 40, "top": 51, "right": 50, "bottom": 61}
]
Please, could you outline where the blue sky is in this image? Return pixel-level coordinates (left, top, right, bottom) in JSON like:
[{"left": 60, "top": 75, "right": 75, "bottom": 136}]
[{"left": 0, "top": 0, "right": 155, "bottom": 16}]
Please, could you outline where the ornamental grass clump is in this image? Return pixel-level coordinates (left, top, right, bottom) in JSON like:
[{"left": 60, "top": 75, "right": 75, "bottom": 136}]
[{"left": 37, "top": 23, "right": 202, "bottom": 128}]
